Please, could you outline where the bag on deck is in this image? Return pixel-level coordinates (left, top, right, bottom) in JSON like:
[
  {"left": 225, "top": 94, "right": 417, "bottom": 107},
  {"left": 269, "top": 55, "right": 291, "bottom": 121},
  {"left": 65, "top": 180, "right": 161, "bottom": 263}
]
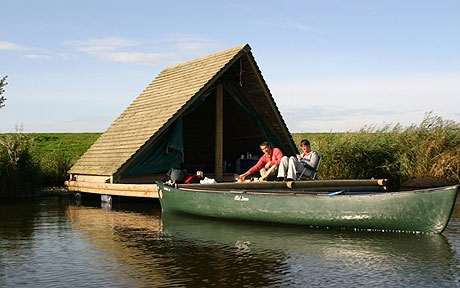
[{"left": 167, "top": 168, "right": 186, "bottom": 184}]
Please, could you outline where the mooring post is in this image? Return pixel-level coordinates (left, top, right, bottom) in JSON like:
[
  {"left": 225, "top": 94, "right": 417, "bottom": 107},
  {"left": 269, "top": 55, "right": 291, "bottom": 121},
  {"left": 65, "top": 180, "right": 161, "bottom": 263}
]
[
  {"left": 101, "top": 194, "right": 112, "bottom": 203},
  {"left": 101, "top": 194, "right": 112, "bottom": 210}
]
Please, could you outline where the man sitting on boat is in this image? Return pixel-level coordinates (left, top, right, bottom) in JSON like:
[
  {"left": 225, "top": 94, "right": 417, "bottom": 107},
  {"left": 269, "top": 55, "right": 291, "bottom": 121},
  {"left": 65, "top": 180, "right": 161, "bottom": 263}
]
[
  {"left": 277, "top": 139, "right": 320, "bottom": 181},
  {"left": 238, "top": 141, "right": 284, "bottom": 181}
]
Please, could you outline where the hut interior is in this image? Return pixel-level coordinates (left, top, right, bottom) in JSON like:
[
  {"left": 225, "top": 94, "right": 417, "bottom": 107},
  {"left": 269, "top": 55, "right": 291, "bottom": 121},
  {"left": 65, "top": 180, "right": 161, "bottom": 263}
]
[{"left": 119, "top": 55, "right": 285, "bottom": 183}]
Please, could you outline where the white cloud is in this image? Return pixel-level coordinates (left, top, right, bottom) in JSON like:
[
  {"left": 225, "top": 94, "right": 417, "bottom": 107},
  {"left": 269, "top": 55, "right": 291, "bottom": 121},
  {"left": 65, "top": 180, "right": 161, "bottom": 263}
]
[
  {"left": 272, "top": 73, "right": 460, "bottom": 131},
  {"left": 280, "top": 105, "right": 429, "bottom": 132},
  {"left": 273, "top": 73, "right": 460, "bottom": 106},
  {"left": 71, "top": 37, "right": 138, "bottom": 53},
  {"left": 68, "top": 35, "right": 224, "bottom": 66},
  {"left": 0, "top": 40, "right": 27, "bottom": 51},
  {"left": 103, "top": 51, "right": 174, "bottom": 64},
  {"left": 0, "top": 40, "right": 54, "bottom": 60},
  {"left": 23, "top": 54, "right": 51, "bottom": 60},
  {"left": 162, "top": 34, "right": 221, "bottom": 51}
]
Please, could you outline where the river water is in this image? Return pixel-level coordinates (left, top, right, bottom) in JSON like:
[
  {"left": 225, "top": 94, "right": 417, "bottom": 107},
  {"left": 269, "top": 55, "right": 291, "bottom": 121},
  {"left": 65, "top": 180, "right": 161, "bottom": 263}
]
[{"left": 1, "top": 195, "right": 459, "bottom": 288}]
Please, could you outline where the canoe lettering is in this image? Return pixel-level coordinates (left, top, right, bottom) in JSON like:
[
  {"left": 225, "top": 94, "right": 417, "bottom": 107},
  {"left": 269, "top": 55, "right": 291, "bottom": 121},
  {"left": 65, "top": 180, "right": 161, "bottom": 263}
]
[{"left": 234, "top": 195, "right": 249, "bottom": 202}]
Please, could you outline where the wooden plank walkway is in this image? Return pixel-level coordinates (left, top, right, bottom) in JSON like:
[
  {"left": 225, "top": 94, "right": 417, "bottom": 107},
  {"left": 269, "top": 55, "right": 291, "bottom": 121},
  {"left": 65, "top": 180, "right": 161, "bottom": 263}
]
[
  {"left": 65, "top": 181, "right": 159, "bottom": 198},
  {"left": 64, "top": 179, "right": 388, "bottom": 199}
]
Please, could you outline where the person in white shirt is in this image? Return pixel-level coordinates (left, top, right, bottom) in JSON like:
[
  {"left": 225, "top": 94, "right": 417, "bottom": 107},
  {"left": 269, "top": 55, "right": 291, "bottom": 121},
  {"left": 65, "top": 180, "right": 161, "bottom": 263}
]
[{"left": 277, "top": 139, "right": 319, "bottom": 181}]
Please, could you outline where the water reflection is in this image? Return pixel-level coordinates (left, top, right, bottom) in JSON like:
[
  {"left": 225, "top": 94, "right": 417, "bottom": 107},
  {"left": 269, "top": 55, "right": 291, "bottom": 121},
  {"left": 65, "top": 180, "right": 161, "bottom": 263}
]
[
  {"left": 162, "top": 212, "right": 454, "bottom": 257},
  {"left": 0, "top": 199, "right": 41, "bottom": 241},
  {"left": 67, "top": 200, "right": 460, "bottom": 287},
  {"left": 1, "top": 197, "right": 459, "bottom": 288},
  {"left": 67, "top": 202, "right": 286, "bottom": 287},
  {"left": 161, "top": 213, "right": 459, "bottom": 287}
]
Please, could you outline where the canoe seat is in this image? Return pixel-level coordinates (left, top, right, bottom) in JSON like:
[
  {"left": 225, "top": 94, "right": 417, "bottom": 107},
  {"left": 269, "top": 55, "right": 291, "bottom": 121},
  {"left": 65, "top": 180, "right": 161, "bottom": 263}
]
[{"left": 298, "top": 155, "right": 321, "bottom": 180}]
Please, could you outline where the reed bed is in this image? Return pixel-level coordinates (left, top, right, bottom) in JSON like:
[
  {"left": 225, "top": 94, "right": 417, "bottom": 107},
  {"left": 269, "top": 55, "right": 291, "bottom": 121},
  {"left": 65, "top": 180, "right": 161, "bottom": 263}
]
[{"left": 293, "top": 114, "right": 459, "bottom": 187}]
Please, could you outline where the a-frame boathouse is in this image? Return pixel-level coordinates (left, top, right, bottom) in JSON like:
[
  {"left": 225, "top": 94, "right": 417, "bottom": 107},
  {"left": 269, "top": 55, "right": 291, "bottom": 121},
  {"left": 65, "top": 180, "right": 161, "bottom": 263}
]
[{"left": 66, "top": 44, "right": 296, "bottom": 197}]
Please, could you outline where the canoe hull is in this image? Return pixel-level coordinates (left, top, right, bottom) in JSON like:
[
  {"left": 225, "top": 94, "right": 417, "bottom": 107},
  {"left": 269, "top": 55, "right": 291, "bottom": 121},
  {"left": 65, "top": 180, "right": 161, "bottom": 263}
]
[{"left": 158, "top": 184, "right": 459, "bottom": 233}]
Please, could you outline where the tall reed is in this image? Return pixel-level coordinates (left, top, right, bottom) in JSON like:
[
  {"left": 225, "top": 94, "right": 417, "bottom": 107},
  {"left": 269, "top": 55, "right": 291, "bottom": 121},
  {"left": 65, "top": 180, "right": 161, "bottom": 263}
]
[{"left": 293, "top": 114, "right": 460, "bottom": 187}]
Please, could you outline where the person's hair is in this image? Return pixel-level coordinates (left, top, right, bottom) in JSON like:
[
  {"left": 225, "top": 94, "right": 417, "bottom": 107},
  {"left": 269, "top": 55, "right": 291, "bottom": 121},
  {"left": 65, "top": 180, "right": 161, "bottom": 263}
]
[
  {"left": 300, "top": 139, "right": 310, "bottom": 146},
  {"left": 259, "top": 141, "right": 272, "bottom": 148}
]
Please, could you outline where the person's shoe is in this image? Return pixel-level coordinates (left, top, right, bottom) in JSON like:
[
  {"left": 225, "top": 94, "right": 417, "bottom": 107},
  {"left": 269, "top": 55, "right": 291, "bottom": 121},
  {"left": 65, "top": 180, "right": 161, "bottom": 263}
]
[
  {"left": 276, "top": 177, "right": 284, "bottom": 182},
  {"left": 286, "top": 178, "right": 295, "bottom": 182}
]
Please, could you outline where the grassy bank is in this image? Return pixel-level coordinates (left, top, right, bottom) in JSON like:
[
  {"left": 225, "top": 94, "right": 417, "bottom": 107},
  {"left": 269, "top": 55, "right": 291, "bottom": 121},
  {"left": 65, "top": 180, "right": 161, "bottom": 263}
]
[
  {"left": 0, "top": 133, "right": 99, "bottom": 195},
  {"left": 31, "top": 133, "right": 100, "bottom": 185},
  {"left": 1, "top": 115, "right": 458, "bottom": 195}
]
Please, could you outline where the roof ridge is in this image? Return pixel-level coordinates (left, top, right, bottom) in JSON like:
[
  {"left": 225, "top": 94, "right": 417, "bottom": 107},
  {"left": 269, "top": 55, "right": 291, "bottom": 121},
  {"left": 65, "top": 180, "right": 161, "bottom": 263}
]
[{"left": 162, "top": 43, "right": 249, "bottom": 71}]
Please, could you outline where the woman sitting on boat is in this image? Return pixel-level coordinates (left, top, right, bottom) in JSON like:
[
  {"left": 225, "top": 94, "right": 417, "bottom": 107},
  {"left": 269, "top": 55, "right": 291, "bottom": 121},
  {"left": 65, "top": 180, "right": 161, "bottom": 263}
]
[
  {"left": 238, "top": 141, "right": 284, "bottom": 181},
  {"left": 277, "top": 139, "right": 320, "bottom": 181}
]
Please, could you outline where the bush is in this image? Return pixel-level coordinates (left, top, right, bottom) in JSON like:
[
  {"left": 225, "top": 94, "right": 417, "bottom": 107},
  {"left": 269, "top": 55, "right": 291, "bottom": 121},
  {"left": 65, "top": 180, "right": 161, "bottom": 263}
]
[
  {"left": 0, "top": 133, "right": 40, "bottom": 196},
  {"left": 37, "top": 145, "right": 73, "bottom": 186},
  {"left": 0, "top": 132, "right": 95, "bottom": 196}
]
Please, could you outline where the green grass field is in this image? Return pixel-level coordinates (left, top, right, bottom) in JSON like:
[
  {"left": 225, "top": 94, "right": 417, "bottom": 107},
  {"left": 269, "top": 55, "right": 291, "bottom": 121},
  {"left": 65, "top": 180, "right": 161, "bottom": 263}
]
[
  {"left": 30, "top": 133, "right": 100, "bottom": 185},
  {"left": 30, "top": 132, "right": 100, "bottom": 164},
  {"left": 0, "top": 133, "right": 100, "bottom": 190}
]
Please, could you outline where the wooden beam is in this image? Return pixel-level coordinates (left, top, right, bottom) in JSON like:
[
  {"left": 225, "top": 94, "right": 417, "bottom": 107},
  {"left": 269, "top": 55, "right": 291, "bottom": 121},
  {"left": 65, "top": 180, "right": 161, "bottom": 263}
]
[
  {"left": 65, "top": 181, "right": 159, "bottom": 198},
  {"left": 178, "top": 179, "right": 387, "bottom": 190},
  {"left": 215, "top": 83, "right": 224, "bottom": 181}
]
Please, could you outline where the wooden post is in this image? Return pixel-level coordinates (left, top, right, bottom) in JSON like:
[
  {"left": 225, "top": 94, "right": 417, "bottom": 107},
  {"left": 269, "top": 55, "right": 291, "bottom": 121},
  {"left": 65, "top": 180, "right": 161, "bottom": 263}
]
[{"left": 215, "top": 83, "right": 224, "bottom": 181}]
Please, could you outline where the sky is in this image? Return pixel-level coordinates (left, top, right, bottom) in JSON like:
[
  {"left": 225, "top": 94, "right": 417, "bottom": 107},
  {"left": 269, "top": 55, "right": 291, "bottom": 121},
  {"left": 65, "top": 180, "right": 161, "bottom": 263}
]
[{"left": 1, "top": 0, "right": 459, "bottom": 132}]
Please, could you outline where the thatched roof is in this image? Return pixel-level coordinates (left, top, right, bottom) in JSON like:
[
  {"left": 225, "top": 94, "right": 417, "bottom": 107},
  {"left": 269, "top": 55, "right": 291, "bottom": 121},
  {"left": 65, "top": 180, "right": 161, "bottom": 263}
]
[{"left": 70, "top": 44, "right": 295, "bottom": 177}]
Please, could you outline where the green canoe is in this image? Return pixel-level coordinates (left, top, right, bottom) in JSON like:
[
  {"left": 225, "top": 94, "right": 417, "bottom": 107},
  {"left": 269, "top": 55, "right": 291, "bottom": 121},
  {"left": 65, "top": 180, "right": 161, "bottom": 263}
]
[{"left": 157, "top": 182, "right": 459, "bottom": 234}]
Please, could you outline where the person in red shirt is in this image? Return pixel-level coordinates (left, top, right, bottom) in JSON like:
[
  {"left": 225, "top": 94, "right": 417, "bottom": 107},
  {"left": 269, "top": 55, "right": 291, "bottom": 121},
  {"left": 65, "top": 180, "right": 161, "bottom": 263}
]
[{"left": 238, "top": 141, "right": 284, "bottom": 181}]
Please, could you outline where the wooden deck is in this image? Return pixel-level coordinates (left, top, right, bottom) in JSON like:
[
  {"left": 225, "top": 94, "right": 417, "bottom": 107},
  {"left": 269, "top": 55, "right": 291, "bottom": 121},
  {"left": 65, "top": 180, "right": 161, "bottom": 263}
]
[
  {"left": 65, "top": 181, "right": 159, "bottom": 198},
  {"left": 65, "top": 179, "right": 389, "bottom": 200}
]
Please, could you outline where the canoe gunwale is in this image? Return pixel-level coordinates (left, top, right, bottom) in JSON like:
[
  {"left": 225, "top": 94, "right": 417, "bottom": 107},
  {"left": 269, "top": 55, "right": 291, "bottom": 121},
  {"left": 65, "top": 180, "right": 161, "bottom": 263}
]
[{"left": 167, "top": 184, "right": 459, "bottom": 198}]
